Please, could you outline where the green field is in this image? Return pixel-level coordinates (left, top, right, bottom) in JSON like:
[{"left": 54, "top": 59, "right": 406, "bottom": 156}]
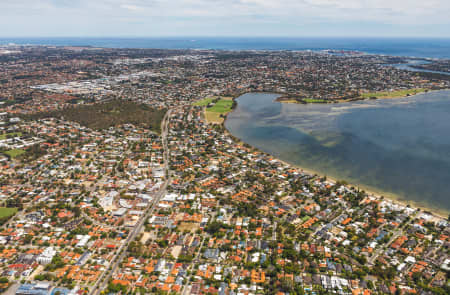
[
  {"left": 194, "top": 97, "right": 234, "bottom": 124},
  {"left": 205, "top": 98, "right": 234, "bottom": 124},
  {"left": 3, "top": 149, "right": 26, "bottom": 158},
  {"left": 303, "top": 98, "right": 328, "bottom": 103},
  {"left": 360, "top": 88, "right": 426, "bottom": 99},
  {"left": 0, "top": 132, "right": 22, "bottom": 140},
  {"left": 0, "top": 207, "right": 17, "bottom": 219},
  {"left": 193, "top": 97, "right": 215, "bottom": 106},
  {"left": 206, "top": 99, "right": 233, "bottom": 113}
]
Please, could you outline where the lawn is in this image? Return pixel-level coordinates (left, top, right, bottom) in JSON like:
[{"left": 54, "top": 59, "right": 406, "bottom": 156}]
[
  {"left": 0, "top": 132, "right": 22, "bottom": 140},
  {"left": 205, "top": 98, "right": 233, "bottom": 124},
  {"left": 193, "top": 97, "right": 215, "bottom": 106},
  {"left": 3, "top": 149, "right": 26, "bottom": 158},
  {"left": 0, "top": 207, "right": 17, "bottom": 219},
  {"left": 194, "top": 97, "right": 234, "bottom": 124},
  {"left": 360, "top": 88, "right": 426, "bottom": 99},
  {"left": 301, "top": 216, "right": 311, "bottom": 222},
  {"left": 206, "top": 99, "right": 233, "bottom": 113},
  {"left": 303, "top": 98, "right": 328, "bottom": 103}
]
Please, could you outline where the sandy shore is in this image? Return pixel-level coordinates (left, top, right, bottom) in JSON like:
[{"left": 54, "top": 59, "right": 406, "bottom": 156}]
[
  {"left": 223, "top": 91, "right": 449, "bottom": 221},
  {"left": 276, "top": 157, "right": 448, "bottom": 220},
  {"left": 247, "top": 144, "right": 448, "bottom": 221}
]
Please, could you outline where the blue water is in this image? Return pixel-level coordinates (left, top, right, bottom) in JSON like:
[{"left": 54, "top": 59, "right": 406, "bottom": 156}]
[
  {"left": 390, "top": 59, "right": 450, "bottom": 75},
  {"left": 1, "top": 37, "right": 450, "bottom": 59},
  {"left": 225, "top": 91, "right": 450, "bottom": 213}
]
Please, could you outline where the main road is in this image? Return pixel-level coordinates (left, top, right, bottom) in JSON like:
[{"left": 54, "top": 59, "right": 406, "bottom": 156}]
[{"left": 90, "top": 109, "right": 172, "bottom": 295}]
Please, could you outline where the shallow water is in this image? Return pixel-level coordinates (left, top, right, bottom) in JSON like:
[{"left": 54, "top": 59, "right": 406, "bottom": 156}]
[{"left": 225, "top": 91, "right": 450, "bottom": 213}]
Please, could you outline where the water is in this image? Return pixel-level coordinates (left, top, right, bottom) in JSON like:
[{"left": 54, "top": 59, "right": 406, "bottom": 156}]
[
  {"left": 225, "top": 91, "right": 450, "bottom": 214},
  {"left": 389, "top": 59, "right": 450, "bottom": 75},
  {"left": 1, "top": 37, "right": 450, "bottom": 59}
]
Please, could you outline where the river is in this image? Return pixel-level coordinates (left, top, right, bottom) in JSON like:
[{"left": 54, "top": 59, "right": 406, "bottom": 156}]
[{"left": 225, "top": 91, "right": 450, "bottom": 215}]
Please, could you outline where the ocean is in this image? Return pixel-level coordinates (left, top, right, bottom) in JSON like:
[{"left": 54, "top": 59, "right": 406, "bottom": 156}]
[{"left": 1, "top": 37, "right": 450, "bottom": 59}]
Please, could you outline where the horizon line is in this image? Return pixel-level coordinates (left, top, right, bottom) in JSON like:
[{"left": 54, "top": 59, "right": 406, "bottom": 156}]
[{"left": 1, "top": 36, "right": 450, "bottom": 39}]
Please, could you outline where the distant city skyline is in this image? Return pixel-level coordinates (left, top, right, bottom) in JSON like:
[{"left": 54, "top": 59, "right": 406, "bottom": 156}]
[{"left": 1, "top": 0, "right": 450, "bottom": 38}]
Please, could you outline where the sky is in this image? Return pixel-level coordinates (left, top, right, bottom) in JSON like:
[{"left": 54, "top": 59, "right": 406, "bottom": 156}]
[{"left": 1, "top": 0, "right": 450, "bottom": 38}]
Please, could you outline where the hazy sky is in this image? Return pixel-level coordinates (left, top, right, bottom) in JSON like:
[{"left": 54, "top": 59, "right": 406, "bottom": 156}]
[{"left": 1, "top": 0, "right": 449, "bottom": 37}]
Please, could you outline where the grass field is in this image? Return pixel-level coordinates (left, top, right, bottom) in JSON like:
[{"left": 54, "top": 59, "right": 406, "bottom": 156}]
[
  {"left": 303, "top": 98, "right": 328, "bottom": 103},
  {"left": 3, "top": 149, "right": 26, "bottom": 158},
  {"left": 0, "top": 132, "right": 22, "bottom": 140},
  {"left": 205, "top": 112, "right": 224, "bottom": 123},
  {"left": 194, "top": 97, "right": 234, "bottom": 124},
  {"left": 0, "top": 207, "right": 17, "bottom": 219},
  {"left": 205, "top": 98, "right": 233, "bottom": 124},
  {"left": 177, "top": 222, "right": 200, "bottom": 233},
  {"left": 207, "top": 99, "right": 233, "bottom": 112},
  {"left": 193, "top": 97, "right": 215, "bottom": 106},
  {"left": 360, "top": 88, "right": 426, "bottom": 99}
]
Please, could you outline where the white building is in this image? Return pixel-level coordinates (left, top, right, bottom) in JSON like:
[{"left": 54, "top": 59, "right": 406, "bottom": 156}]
[
  {"left": 76, "top": 235, "right": 90, "bottom": 248},
  {"left": 37, "top": 247, "right": 56, "bottom": 265}
]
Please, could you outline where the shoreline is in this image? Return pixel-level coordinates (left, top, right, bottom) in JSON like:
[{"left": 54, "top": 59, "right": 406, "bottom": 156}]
[
  {"left": 224, "top": 125, "right": 448, "bottom": 220},
  {"left": 274, "top": 157, "right": 448, "bottom": 220},
  {"left": 221, "top": 91, "right": 449, "bottom": 221},
  {"left": 275, "top": 88, "right": 449, "bottom": 105}
]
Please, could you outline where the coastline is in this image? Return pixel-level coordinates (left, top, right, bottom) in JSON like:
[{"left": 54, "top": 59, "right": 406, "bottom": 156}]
[
  {"left": 221, "top": 91, "right": 449, "bottom": 221},
  {"left": 224, "top": 124, "right": 448, "bottom": 220},
  {"left": 275, "top": 88, "right": 449, "bottom": 105},
  {"left": 275, "top": 157, "right": 449, "bottom": 220}
]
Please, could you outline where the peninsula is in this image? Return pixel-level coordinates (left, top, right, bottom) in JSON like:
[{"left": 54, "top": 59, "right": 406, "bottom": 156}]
[{"left": 0, "top": 46, "right": 449, "bottom": 295}]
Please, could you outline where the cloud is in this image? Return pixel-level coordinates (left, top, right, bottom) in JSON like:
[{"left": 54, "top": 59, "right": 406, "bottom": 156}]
[
  {"left": 120, "top": 4, "right": 142, "bottom": 11},
  {"left": 0, "top": 0, "right": 449, "bottom": 37}
]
